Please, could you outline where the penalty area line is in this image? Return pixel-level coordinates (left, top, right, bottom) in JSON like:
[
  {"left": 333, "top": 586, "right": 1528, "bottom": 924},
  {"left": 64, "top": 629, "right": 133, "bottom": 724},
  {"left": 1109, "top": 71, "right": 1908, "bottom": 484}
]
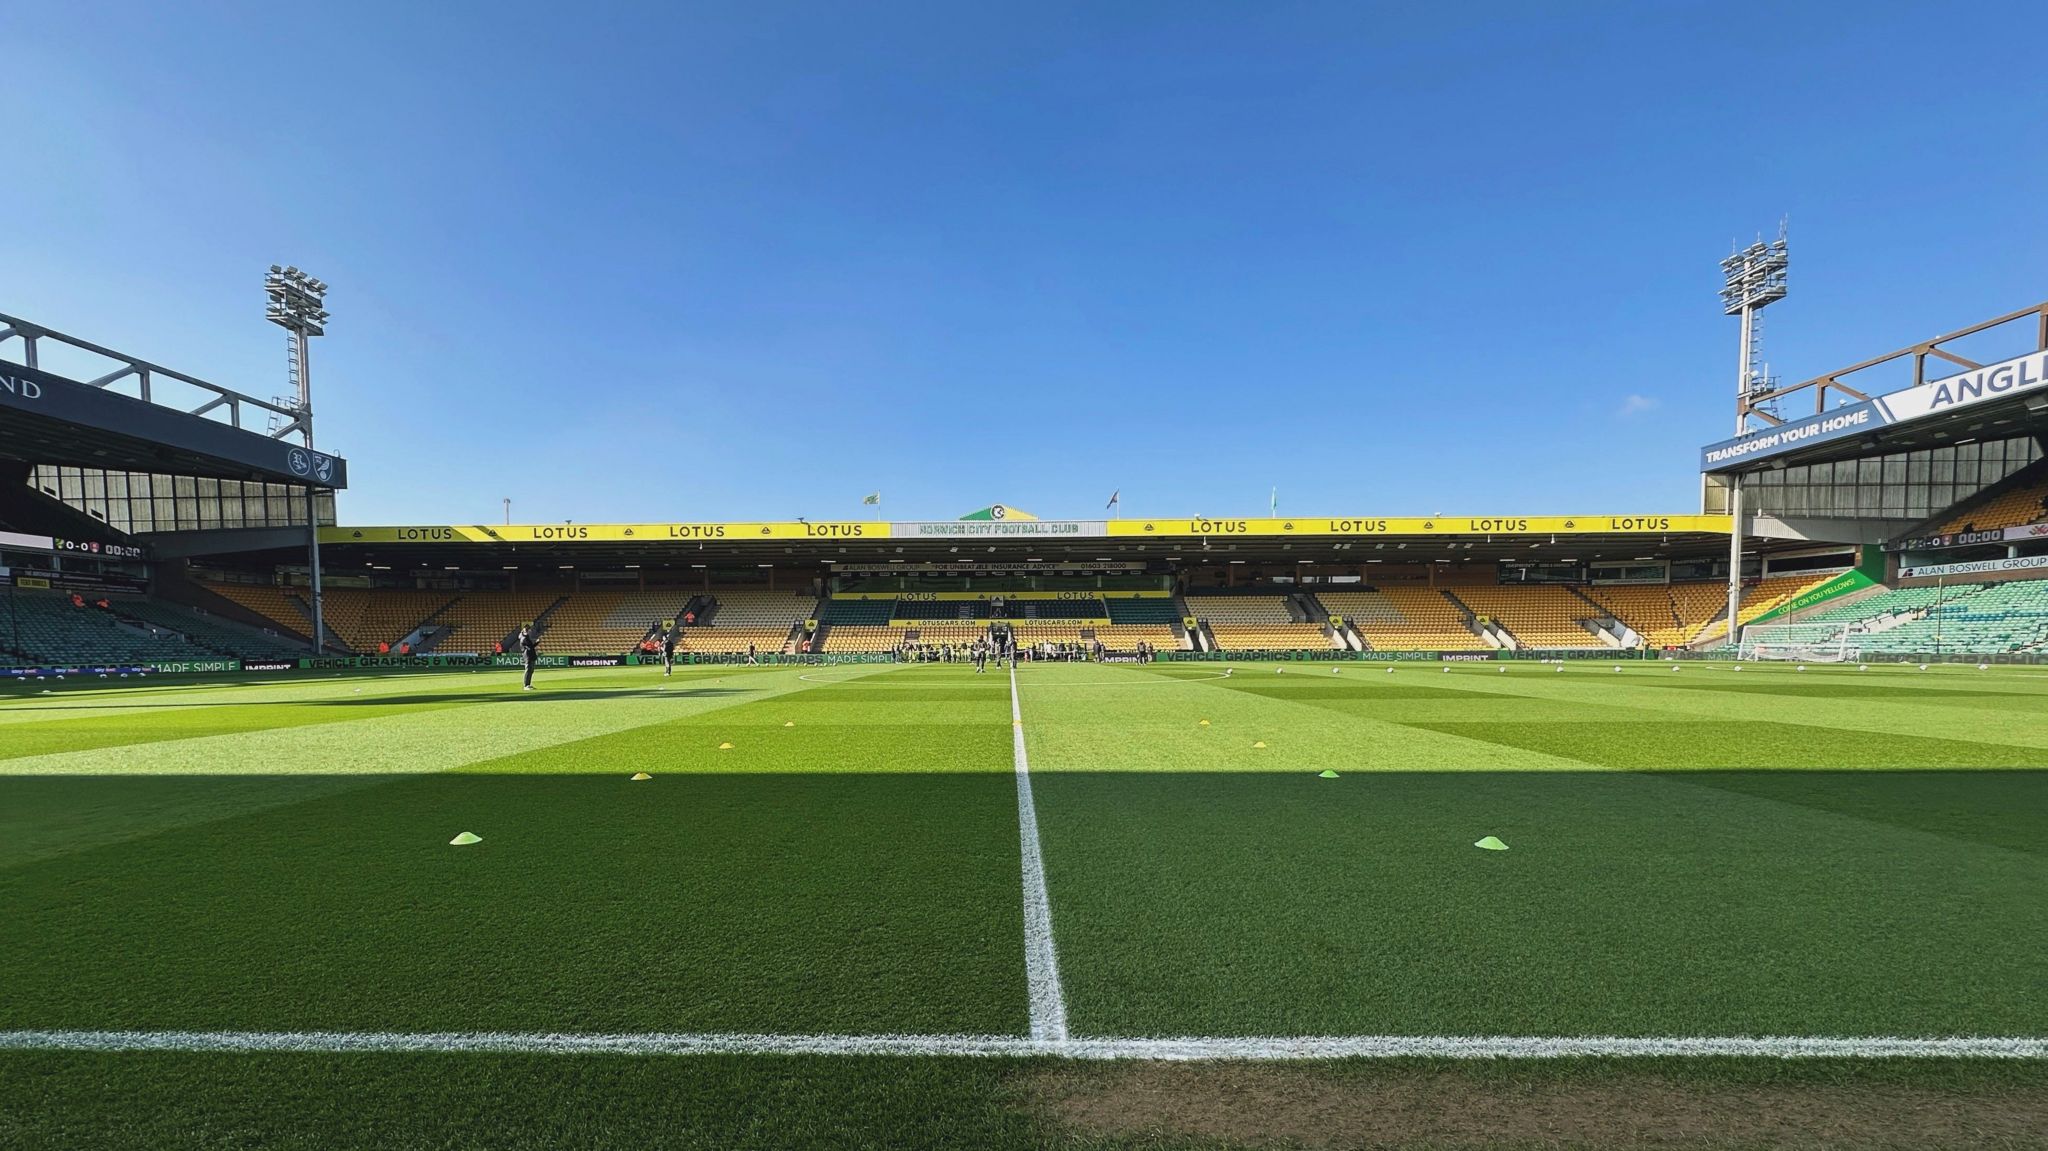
[{"left": 2, "top": 1031, "right": 2044, "bottom": 1060}]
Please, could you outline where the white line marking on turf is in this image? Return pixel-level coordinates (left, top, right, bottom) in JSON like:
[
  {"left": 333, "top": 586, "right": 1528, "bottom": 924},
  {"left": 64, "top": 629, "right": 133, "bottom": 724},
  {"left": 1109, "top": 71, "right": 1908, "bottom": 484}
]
[
  {"left": 1010, "top": 658, "right": 1069, "bottom": 1042},
  {"left": 3, "top": 1030, "right": 2043, "bottom": 1060},
  {"left": 795, "top": 670, "right": 1232, "bottom": 686}
]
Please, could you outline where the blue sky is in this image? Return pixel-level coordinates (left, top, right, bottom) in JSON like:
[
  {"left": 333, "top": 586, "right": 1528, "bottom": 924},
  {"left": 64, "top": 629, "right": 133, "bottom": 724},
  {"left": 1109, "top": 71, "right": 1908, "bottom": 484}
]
[{"left": 6, "top": 1, "right": 2048, "bottom": 524}]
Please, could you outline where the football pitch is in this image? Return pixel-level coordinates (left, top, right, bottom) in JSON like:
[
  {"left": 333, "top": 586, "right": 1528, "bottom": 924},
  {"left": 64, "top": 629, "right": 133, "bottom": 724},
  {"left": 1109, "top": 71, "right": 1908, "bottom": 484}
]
[{"left": 5, "top": 659, "right": 2048, "bottom": 1147}]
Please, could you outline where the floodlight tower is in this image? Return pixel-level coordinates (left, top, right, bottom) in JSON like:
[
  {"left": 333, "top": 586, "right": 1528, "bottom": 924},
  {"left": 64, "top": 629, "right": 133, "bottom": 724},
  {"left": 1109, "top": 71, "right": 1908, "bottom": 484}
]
[
  {"left": 265, "top": 265, "right": 331, "bottom": 653},
  {"left": 265, "top": 265, "right": 328, "bottom": 444},
  {"left": 1720, "top": 225, "right": 1788, "bottom": 436},
  {"left": 1717, "top": 225, "right": 1787, "bottom": 648}
]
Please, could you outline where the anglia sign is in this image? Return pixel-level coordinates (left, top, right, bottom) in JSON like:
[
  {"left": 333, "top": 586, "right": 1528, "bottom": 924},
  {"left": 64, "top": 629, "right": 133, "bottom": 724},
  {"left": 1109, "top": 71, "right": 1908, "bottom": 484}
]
[
  {"left": 1701, "top": 347, "right": 2048, "bottom": 472},
  {"left": 0, "top": 366, "right": 46, "bottom": 401}
]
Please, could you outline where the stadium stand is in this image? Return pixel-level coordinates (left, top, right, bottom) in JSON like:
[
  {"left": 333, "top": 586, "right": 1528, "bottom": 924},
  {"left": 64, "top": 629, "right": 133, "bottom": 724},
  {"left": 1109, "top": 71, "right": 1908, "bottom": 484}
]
[
  {"left": 1092, "top": 624, "right": 1182, "bottom": 650},
  {"left": 1184, "top": 593, "right": 1337, "bottom": 651},
  {"left": 819, "top": 599, "right": 895, "bottom": 626},
  {"left": 1093, "top": 596, "right": 1185, "bottom": 650},
  {"left": 1667, "top": 581, "right": 1734, "bottom": 643},
  {"left": 678, "top": 590, "right": 815, "bottom": 655},
  {"left": 1317, "top": 588, "right": 1489, "bottom": 651},
  {"left": 1008, "top": 622, "right": 1099, "bottom": 647},
  {"left": 811, "top": 597, "right": 899, "bottom": 652},
  {"left": 1453, "top": 585, "right": 1608, "bottom": 649},
  {"left": 531, "top": 589, "right": 628, "bottom": 654},
  {"left": 314, "top": 588, "right": 458, "bottom": 654},
  {"left": 1577, "top": 582, "right": 1732, "bottom": 648},
  {"left": 881, "top": 597, "right": 1109, "bottom": 622},
  {"left": 1693, "top": 573, "right": 1837, "bottom": 643},
  {"left": 107, "top": 598, "right": 306, "bottom": 661},
  {"left": 431, "top": 591, "right": 566, "bottom": 654},
  {"left": 202, "top": 582, "right": 317, "bottom": 639},
  {"left": 814, "top": 626, "right": 903, "bottom": 653},
  {"left": 1931, "top": 473, "right": 2048, "bottom": 535},
  {"left": 1580, "top": 584, "right": 1690, "bottom": 648},
  {"left": 537, "top": 589, "right": 699, "bottom": 654},
  {"left": 1104, "top": 598, "right": 1181, "bottom": 624},
  {"left": 2, "top": 592, "right": 217, "bottom": 665},
  {"left": 1799, "top": 584, "right": 1959, "bottom": 625},
  {"left": 906, "top": 622, "right": 989, "bottom": 646},
  {"left": 1790, "top": 579, "right": 2048, "bottom": 655},
  {"left": 1006, "top": 598, "right": 1107, "bottom": 620},
  {"left": 890, "top": 599, "right": 975, "bottom": 621}
]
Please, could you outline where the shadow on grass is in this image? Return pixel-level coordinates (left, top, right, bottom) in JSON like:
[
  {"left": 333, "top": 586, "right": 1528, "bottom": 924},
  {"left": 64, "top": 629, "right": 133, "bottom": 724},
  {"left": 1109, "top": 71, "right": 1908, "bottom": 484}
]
[
  {"left": 0, "top": 686, "right": 753, "bottom": 711},
  {"left": 4, "top": 771, "right": 2047, "bottom": 1041},
  {"left": 1, "top": 771, "right": 1029, "bottom": 1037}
]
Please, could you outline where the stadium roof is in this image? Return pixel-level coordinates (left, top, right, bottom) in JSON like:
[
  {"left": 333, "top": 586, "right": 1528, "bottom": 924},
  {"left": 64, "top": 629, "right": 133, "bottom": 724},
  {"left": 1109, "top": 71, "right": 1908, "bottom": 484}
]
[
  {"left": 1701, "top": 305, "right": 2048, "bottom": 476},
  {"left": 239, "top": 514, "right": 1745, "bottom": 570},
  {"left": 0, "top": 358, "right": 348, "bottom": 489}
]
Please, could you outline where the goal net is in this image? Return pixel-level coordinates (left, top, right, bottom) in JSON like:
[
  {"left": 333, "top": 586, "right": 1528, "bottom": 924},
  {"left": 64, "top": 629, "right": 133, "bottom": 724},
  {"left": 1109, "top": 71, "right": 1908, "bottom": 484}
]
[{"left": 1737, "top": 621, "right": 1863, "bottom": 663}]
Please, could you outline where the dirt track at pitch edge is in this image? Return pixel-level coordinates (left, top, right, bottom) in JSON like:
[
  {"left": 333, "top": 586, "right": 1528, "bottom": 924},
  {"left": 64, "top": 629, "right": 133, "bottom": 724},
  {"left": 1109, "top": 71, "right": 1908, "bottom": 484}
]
[{"left": 1023, "top": 1062, "right": 2048, "bottom": 1149}]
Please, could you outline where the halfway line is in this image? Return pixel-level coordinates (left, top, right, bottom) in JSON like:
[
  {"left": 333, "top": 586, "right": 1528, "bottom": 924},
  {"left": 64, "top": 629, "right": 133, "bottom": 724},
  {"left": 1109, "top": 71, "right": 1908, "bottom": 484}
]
[
  {"left": 3, "top": 1031, "right": 2044, "bottom": 1060},
  {"left": 1010, "top": 658, "right": 1069, "bottom": 1042}
]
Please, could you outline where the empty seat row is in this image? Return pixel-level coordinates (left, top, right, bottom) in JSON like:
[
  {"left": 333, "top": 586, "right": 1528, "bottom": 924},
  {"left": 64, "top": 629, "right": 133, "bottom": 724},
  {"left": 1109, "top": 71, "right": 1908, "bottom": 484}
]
[
  {"left": 1206, "top": 622, "right": 1339, "bottom": 650},
  {"left": 1316, "top": 588, "right": 1490, "bottom": 651},
  {"left": 1454, "top": 585, "right": 1605, "bottom": 649},
  {"left": 1183, "top": 594, "right": 1298, "bottom": 626}
]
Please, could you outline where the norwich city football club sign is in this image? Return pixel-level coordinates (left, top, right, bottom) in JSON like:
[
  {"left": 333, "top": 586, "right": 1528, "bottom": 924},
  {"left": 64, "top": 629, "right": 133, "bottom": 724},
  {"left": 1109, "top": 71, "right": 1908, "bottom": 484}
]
[{"left": 896, "top": 520, "right": 1105, "bottom": 538}]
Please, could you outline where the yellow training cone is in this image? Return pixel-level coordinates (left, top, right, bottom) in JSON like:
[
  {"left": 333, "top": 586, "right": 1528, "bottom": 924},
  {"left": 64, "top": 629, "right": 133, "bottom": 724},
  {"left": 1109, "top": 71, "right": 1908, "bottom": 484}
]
[
  {"left": 449, "top": 832, "right": 482, "bottom": 846},
  {"left": 630, "top": 772, "right": 652, "bottom": 781},
  {"left": 1198, "top": 719, "right": 1211, "bottom": 727},
  {"left": 783, "top": 721, "right": 795, "bottom": 728},
  {"left": 1252, "top": 740, "right": 1267, "bottom": 749},
  {"left": 718, "top": 741, "right": 734, "bottom": 750}
]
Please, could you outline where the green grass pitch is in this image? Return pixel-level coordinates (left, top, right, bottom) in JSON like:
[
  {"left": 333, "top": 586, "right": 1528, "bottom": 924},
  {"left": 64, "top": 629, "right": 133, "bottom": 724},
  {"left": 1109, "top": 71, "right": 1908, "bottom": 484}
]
[{"left": 4, "top": 659, "right": 2047, "bottom": 1147}]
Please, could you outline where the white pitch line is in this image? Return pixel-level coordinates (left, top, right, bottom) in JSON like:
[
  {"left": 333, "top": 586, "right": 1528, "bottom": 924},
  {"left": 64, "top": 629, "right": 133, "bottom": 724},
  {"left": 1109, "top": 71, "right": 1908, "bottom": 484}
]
[
  {"left": 1010, "top": 659, "right": 1069, "bottom": 1042},
  {"left": 2, "top": 1030, "right": 2044, "bottom": 1060}
]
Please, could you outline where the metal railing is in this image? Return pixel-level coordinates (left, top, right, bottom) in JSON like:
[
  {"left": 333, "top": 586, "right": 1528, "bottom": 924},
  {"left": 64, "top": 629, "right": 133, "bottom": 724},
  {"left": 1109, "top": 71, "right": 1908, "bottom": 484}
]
[
  {"left": 0, "top": 312, "right": 306, "bottom": 439},
  {"left": 1739, "top": 301, "right": 2048, "bottom": 428}
]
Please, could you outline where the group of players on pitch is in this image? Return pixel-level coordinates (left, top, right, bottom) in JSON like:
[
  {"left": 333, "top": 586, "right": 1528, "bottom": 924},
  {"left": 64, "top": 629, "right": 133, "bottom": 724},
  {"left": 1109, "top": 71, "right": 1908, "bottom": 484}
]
[
  {"left": 512, "top": 623, "right": 766, "bottom": 690},
  {"left": 516, "top": 622, "right": 1024, "bottom": 684}
]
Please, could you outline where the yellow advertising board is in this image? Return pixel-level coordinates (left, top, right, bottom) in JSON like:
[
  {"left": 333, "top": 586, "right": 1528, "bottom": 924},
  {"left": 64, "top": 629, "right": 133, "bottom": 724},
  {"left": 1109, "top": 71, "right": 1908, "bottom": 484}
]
[
  {"left": 321, "top": 522, "right": 881, "bottom": 545},
  {"left": 1105, "top": 515, "right": 1728, "bottom": 537},
  {"left": 880, "top": 590, "right": 1170, "bottom": 602},
  {"left": 322, "top": 515, "right": 1728, "bottom": 546}
]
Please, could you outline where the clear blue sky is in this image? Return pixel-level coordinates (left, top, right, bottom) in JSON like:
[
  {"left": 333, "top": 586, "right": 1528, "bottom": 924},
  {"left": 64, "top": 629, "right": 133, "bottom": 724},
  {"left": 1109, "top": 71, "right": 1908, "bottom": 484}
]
[{"left": 7, "top": 1, "right": 2048, "bottom": 525}]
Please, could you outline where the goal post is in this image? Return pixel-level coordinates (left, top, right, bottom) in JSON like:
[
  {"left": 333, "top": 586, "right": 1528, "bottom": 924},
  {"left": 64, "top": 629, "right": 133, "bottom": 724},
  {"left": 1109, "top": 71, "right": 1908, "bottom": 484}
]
[{"left": 1737, "top": 621, "right": 1863, "bottom": 663}]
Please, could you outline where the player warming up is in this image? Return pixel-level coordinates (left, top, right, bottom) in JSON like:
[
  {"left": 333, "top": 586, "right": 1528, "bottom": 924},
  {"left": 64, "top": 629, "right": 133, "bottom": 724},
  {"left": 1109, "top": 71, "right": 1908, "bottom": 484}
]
[{"left": 518, "top": 624, "right": 539, "bottom": 690}]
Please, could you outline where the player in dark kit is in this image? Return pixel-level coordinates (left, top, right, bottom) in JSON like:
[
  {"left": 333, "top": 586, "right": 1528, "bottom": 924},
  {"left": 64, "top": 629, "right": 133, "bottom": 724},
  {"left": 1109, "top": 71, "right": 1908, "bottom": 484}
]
[
  {"left": 518, "top": 625, "right": 539, "bottom": 690},
  {"left": 661, "top": 626, "right": 677, "bottom": 677},
  {"left": 973, "top": 641, "right": 988, "bottom": 674}
]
